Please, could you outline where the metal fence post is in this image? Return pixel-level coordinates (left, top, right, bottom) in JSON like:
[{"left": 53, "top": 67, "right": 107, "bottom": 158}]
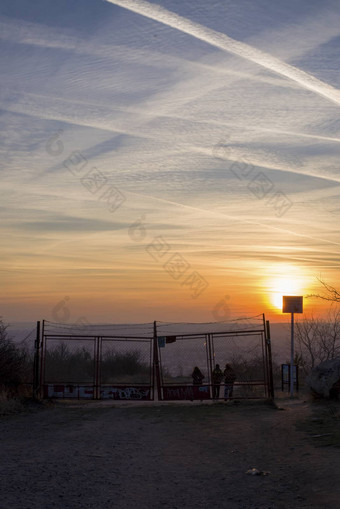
[
  {"left": 33, "top": 321, "right": 41, "bottom": 399},
  {"left": 266, "top": 320, "right": 275, "bottom": 400},
  {"left": 153, "top": 321, "right": 162, "bottom": 400}
]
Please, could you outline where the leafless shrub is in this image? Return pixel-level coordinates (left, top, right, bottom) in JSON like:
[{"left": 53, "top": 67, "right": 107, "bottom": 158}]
[
  {"left": 0, "top": 318, "right": 29, "bottom": 393},
  {"left": 296, "top": 309, "right": 340, "bottom": 373}
]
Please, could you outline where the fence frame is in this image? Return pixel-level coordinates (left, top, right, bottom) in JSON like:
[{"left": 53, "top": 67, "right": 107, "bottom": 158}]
[
  {"left": 39, "top": 321, "right": 155, "bottom": 400},
  {"left": 156, "top": 316, "right": 274, "bottom": 401},
  {"left": 36, "top": 315, "right": 274, "bottom": 401}
]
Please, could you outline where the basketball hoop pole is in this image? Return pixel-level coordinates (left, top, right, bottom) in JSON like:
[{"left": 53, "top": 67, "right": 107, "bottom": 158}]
[{"left": 282, "top": 295, "right": 303, "bottom": 399}]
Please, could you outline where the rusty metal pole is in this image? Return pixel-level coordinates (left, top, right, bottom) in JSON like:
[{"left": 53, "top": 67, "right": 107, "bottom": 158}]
[
  {"left": 207, "top": 334, "right": 213, "bottom": 399},
  {"left": 33, "top": 321, "right": 40, "bottom": 399},
  {"left": 153, "top": 321, "right": 162, "bottom": 401},
  {"left": 95, "top": 337, "right": 101, "bottom": 400},
  {"left": 290, "top": 312, "right": 295, "bottom": 398},
  {"left": 261, "top": 314, "right": 269, "bottom": 398},
  {"left": 39, "top": 320, "right": 45, "bottom": 398},
  {"left": 266, "top": 320, "right": 275, "bottom": 400}
]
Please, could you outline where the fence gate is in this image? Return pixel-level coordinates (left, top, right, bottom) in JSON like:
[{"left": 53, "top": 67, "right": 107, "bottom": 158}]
[
  {"left": 155, "top": 317, "right": 274, "bottom": 401},
  {"left": 37, "top": 316, "right": 274, "bottom": 401},
  {"left": 39, "top": 321, "right": 154, "bottom": 400}
]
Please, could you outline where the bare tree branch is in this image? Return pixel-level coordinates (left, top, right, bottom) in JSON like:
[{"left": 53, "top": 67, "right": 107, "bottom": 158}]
[
  {"left": 306, "top": 277, "right": 340, "bottom": 302},
  {"left": 296, "top": 308, "right": 340, "bottom": 373}
]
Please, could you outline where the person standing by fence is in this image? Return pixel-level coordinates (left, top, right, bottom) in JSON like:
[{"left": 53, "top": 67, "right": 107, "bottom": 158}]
[
  {"left": 212, "top": 363, "right": 224, "bottom": 399},
  {"left": 191, "top": 366, "right": 204, "bottom": 385},
  {"left": 223, "top": 364, "right": 236, "bottom": 401}
]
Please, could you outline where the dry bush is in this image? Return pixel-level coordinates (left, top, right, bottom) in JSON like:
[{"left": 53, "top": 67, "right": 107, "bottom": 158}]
[
  {"left": 0, "top": 388, "right": 26, "bottom": 415},
  {"left": 296, "top": 309, "right": 340, "bottom": 374},
  {"left": 0, "top": 318, "right": 30, "bottom": 393}
]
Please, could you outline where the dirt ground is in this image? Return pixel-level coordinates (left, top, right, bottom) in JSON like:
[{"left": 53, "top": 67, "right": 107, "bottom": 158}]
[{"left": 0, "top": 396, "right": 339, "bottom": 509}]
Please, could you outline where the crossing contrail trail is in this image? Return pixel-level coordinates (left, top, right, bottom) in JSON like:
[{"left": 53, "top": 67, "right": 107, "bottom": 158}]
[{"left": 106, "top": 0, "right": 340, "bottom": 106}]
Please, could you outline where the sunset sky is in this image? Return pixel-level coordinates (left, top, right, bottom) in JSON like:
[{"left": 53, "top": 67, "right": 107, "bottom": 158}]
[{"left": 1, "top": 0, "right": 340, "bottom": 324}]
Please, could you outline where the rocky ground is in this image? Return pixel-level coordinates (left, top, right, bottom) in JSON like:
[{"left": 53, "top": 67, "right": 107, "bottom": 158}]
[{"left": 0, "top": 397, "right": 339, "bottom": 509}]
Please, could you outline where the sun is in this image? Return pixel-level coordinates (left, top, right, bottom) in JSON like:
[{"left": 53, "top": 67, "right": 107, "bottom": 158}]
[
  {"left": 264, "top": 266, "right": 310, "bottom": 312},
  {"left": 269, "top": 277, "right": 302, "bottom": 309}
]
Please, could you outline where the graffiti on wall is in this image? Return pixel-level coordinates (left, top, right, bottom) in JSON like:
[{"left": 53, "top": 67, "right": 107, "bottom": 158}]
[
  {"left": 44, "top": 384, "right": 151, "bottom": 400},
  {"left": 44, "top": 384, "right": 94, "bottom": 399},
  {"left": 101, "top": 387, "right": 151, "bottom": 400},
  {"left": 163, "top": 385, "right": 210, "bottom": 401}
]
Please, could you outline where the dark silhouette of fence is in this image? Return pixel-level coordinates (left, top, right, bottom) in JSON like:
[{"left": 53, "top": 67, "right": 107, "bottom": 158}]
[{"left": 34, "top": 315, "right": 274, "bottom": 401}]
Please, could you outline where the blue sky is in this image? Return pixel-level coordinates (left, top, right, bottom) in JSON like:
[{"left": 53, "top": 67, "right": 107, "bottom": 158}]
[{"left": 1, "top": 0, "right": 340, "bottom": 323}]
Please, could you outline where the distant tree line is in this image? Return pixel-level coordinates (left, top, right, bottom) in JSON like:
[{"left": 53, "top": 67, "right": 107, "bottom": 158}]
[{"left": 44, "top": 342, "right": 150, "bottom": 383}]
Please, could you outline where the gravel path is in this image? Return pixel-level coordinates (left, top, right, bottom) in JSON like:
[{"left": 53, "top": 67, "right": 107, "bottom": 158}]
[{"left": 0, "top": 399, "right": 339, "bottom": 509}]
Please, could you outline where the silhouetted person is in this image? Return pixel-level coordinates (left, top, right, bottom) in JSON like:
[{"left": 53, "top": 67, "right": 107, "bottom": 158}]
[
  {"left": 212, "top": 363, "right": 223, "bottom": 399},
  {"left": 223, "top": 363, "right": 236, "bottom": 400},
  {"left": 192, "top": 366, "right": 204, "bottom": 385}
]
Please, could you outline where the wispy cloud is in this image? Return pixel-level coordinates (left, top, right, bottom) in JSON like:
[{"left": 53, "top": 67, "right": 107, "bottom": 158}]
[
  {"left": 107, "top": 0, "right": 340, "bottom": 104},
  {"left": 1, "top": 0, "right": 340, "bottom": 321}
]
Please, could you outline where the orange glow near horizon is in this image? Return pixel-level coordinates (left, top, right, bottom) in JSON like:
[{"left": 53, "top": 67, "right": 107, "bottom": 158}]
[
  {"left": 263, "top": 264, "right": 312, "bottom": 314},
  {"left": 270, "top": 277, "right": 304, "bottom": 310}
]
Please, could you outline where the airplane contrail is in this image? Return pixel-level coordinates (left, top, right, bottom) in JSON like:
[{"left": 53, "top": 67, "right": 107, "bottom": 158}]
[{"left": 106, "top": 0, "right": 340, "bottom": 106}]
